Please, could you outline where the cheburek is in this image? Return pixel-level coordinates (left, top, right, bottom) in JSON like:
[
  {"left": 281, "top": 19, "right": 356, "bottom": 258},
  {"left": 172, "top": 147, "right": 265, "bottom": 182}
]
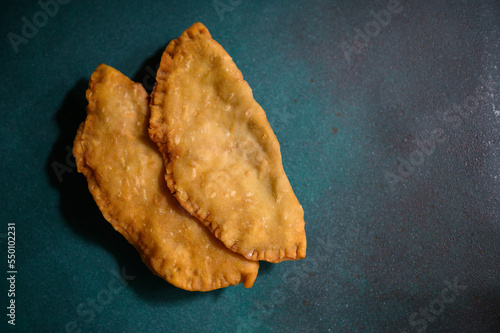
[
  {"left": 149, "top": 23, "right": 307, "bottom": 263},
  {"left": 74, "top": 64, "right": 258, "bottom": 291}
]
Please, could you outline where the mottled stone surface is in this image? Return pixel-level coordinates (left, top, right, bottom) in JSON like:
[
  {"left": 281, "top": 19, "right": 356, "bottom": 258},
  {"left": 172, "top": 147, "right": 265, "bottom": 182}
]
[{"left": 1, "top": 0, "right": 498, "bottom": 332}]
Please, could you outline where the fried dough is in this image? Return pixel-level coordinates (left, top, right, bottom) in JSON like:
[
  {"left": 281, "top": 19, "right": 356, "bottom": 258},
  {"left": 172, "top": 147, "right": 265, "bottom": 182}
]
[
  {"left": 149, "top": 23, "right": 306, "bottom": 263},
  {"left": 74, "top": 64, "right": 258, "bottom": 291}
]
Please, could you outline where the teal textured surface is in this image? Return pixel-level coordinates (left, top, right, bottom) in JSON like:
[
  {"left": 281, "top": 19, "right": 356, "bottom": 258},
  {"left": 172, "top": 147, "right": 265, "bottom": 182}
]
[{"left": 1, "top": 0, "right": 499, "bottom": 332}]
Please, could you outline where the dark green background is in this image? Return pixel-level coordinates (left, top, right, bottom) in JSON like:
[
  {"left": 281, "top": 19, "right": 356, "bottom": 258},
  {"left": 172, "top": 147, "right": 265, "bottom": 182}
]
[{"left": 1, "top": 0, "right": 499, "bottom": 332}]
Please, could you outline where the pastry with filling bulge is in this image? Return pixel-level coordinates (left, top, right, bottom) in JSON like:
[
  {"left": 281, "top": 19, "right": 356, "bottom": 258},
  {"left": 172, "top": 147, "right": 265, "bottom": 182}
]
[
  {"left": 74, "top": 64, "right": 259, "bottom": 291},
  {"left": 149, "top": 23, "right": 307, "bottom": 263}
]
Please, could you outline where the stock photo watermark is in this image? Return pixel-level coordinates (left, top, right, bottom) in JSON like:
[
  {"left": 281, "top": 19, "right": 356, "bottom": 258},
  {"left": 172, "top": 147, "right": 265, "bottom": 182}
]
[
  {"left": 6, "top": 223, "right": 16, "bottom": 326},
  {"left": 340, "top": 0, "right": 403, "bottom": 63},
  {"left": 384, "top": 128, "right": 447, "bottom": 191},
  {"left": 268, "top": 106, "right": 297, "bottom": 135},
  {"left": 385, "top": 74, "right": 497, "bottom": 191},
  {"left": 141, "top": 63, "right": 160, "bottom": 92},
  {"left": 6, "top": 0, "right": 72, "bottom": 54},
  {"left": 61, "top": 267, "right": 136, "bottom": 333},
  {"left": 237, "top": 234, "right": 336, "bottom": 333},
  {"left": 401, "top": 276, "right": 466, "bottom": 333},
  {"left": 213, "top": 0, "right": 245, "bottom": 21},
  {"left": 52, "top": 144, "right": 76, "bottom": 183}
]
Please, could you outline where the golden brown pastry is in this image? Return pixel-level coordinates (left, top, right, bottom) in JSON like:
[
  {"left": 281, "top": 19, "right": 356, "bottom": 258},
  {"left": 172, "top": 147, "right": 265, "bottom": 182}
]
[
  {"left": 74, "top": 64, "right": 258, "bottom": 291},
  {"left": 149, "top": 23, "right": 306, "bottom": 263}
]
